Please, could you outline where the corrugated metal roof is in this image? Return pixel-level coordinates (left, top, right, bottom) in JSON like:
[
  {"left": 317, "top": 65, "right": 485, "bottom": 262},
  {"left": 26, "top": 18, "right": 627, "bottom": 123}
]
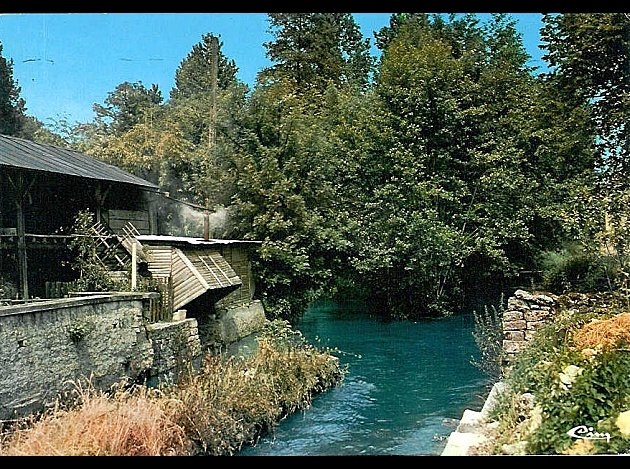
[
  {"left": 0, "top": 133, "right": 159, "bottom": 190},
  {"left": 137, "top": 235, "right": 262, "bottom": 246}
]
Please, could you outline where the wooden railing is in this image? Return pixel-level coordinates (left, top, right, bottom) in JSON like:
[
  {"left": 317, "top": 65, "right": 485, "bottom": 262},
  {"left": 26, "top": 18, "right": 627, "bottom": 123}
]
[
  {"left": 143, "top": 277, "right": 174, "bottom": 323},
  {"left": 45, "top": 279, "right": 174, "bottom": 324}
]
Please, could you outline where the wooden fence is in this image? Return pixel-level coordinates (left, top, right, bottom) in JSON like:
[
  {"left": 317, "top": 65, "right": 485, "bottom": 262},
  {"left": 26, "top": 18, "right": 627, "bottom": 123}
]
[{"left": 44, "top": 278, "right": 174, "bottom": 324}]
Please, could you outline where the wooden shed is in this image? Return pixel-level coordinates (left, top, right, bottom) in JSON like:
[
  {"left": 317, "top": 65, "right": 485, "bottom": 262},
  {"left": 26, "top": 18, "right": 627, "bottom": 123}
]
[
  {"left": 0, "top": 134, "right": 160, "bottom": 300},
  {"left": 137, "top": 235, "right": 261, "bottom": 315}
]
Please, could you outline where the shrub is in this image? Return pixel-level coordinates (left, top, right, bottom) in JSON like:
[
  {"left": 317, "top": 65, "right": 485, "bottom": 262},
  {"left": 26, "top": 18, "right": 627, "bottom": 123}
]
[
  {"left": 471, "top": 295, "right": 505, "bottom": 382},
  {"left": 490, "top": 291, "right": 630, "bottom": 454},
  {"left": 538, "top": 243, "right": 616, "bottom": 294}
]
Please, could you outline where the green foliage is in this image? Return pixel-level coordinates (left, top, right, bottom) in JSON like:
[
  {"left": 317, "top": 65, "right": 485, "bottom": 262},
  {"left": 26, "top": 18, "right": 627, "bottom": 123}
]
[
  {"left": 341, "top": 13, "right": 543, "bottom": 318},
  {"left": 30, "top": 12, "right": 621, "bottom": 325},
  {"left": 67, "top": 318, "right": 95, "bottom": 344},
  {"left": 0, "top": 41, "right": 27, "bottom": 136},
  {"left": 538, "top": 13, "right": 630, "bottom": 303},
  {"left": 541, "top": 14, "right": 630, "bottom": 192},
  {"left": 539, "top": 243, "right": 615, "bottom": 294},
  {"left": 67, "top": 210, "right": 127, "bottom": 292},
  {"left": 262, "top": 13, "right": 374, "bottom": 92},
  {"left": 92, "top": 81, "right": 163, "bottom": 136},
  {"left": 494, "top": 295, "right": 630, "bottom": 454},
  {"left": 170, "top": 33, "right": 239, "bottom": 102},
  {"left": 0, "top": 277, "right": 17, "bottom": 305},
  {"left": 471, "top": 295, "right": 505, "bottom": 381}
]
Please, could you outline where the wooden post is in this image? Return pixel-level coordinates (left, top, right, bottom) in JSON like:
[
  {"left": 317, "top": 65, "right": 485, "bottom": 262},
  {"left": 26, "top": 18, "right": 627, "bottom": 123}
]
[
  {"left": 131, "top": 241, "right": 137, "bottom": 290},
  {"left": 8, "top": 173, "right": 34, "bottom": 301},
  {"left": 203, "top": 210, "right": 210, "bottom": 240},
  {"left": 16, "top": 200, "right": 28, "bottom": 301},
  {"left": 94, "top": 182, "right": 111, "bottom": 226}
]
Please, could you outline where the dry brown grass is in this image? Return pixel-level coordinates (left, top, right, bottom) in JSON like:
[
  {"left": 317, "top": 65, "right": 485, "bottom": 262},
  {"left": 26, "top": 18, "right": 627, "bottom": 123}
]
[
  {"left": 572, "top": 312, "right": 630, "bottom": 350},
  {"left": 0, "top": 320, "right": 345, "bottom": 456},
  {"left": 0, "top": 380, "right": 190, "bottom": 456},
  {"left": 167, "top": 327, "right": 344, "bottom": 455}
]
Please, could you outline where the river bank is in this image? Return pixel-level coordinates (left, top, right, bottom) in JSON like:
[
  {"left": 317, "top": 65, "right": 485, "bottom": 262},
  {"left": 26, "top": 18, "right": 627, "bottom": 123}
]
[{"left": 441, "top": 382, "right": 504, "bottom": 456}]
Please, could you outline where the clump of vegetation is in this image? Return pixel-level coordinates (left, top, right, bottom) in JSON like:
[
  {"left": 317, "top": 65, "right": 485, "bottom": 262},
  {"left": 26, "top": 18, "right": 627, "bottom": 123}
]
[
  {"left": 0, "top": 277, "right": 17, "bottom": 305},
  {"left": 471, "top": 295, "right": 505, "bottom": 382},
  {"left": 0, "top": 320, "right": 346, "bottom": 456},
  {"left": 66, "top": 318, "right": 95, "bottom": 344},
  {"left": 538, "top": 243, "right": 615, "bottom": 294},
  {"left": 483, "top": 291, "right": 630, "bottom": 455},
  {"left": 67, "top": 210, "right": 129, "bottom": 293}
]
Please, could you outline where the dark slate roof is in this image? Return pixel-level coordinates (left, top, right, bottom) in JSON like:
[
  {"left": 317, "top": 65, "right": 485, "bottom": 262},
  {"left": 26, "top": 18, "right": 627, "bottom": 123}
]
[{"left": 0, "top": 134, "right": 159, "bottom": 190}]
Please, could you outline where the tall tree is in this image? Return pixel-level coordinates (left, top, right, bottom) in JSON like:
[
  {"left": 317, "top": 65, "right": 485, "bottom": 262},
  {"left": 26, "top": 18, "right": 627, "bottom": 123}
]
[
  {"left": 343, "top": 13, "right": 544, "bottom": 317},
  {"left": 0, "top": 42, "right": 26, "bottom": 136},
  {"left": 169, "top": 33, "right": 239, "bottom": 102},
  {"left": 92, "top": 81, "right": 163, "bottom": 136},
  {"left": 539, "top": 13, "right": 630, "bottom": 288},
  {"left": 226, "top": 13, "right": 377, "bottom": 320},
  {"left": 260, "top": 13, "right": 374, "bottom": 92}
]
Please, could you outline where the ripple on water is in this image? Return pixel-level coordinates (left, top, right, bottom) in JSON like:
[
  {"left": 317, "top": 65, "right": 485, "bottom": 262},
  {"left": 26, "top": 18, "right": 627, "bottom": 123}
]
[{"left": 238, "top": 304, "right": 490, "bottom": 456}]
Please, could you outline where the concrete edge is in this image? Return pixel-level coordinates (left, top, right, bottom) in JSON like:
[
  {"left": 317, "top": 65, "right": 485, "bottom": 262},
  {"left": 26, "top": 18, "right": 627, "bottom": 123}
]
[{"left": 441, "top": 381, "right": 505, "bottom": 456}]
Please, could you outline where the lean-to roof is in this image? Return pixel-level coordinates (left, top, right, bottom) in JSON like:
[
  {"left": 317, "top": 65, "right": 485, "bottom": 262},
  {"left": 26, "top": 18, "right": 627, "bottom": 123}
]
[{"left": 0, "top": 134, "right": 159, "bottom": 190}]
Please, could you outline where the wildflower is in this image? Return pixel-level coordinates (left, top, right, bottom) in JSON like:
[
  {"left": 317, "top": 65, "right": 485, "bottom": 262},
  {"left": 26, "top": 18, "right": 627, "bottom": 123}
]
[
  {"left": 581, "top": 348, "right": 598, "bottom": 361},
  {"left": 616, "top": 410, "right": 630, "bottom": 437},
  {"left": 559, "top": 364, "right": 583, "bottom": 389}
]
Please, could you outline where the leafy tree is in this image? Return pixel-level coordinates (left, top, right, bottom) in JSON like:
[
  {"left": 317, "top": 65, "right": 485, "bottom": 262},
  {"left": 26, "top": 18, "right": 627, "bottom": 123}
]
[
  {"left": 230, "top": 80, "right": 336, "bottom": 320},
  {"left": 225, "top": 14, "right": 377, "bottom": 320},
  {"left": 86, "top": 120, "right": 193, "bottom": 197},
  {"left": 539, "top": 13, "right": 630, "bottom": 292},
  {"left": 93, "top": 81, "right": 163, "bottom": 136},
  {"left": 169, "top": 33, "right": 239, "bottom": 102},
  {"left": 0, "top": 41, "right": 26, "bottom": 136},
  {"left": 341, "top": 13, "right": 545, "bottom": 317},
  {"left": 260, "top": 13, "right": 374, "bottom": 92}
]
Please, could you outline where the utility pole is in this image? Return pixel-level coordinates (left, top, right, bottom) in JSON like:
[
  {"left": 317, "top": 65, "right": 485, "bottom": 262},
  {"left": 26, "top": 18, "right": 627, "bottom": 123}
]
[{"left": 208, "top": 34, "right": 218, "bottom": 148}]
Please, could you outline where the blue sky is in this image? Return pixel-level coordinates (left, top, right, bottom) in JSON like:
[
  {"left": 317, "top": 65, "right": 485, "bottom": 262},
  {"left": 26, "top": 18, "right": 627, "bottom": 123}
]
[{"left": 0, "top": 13, "right": 546, "bottom": 128}]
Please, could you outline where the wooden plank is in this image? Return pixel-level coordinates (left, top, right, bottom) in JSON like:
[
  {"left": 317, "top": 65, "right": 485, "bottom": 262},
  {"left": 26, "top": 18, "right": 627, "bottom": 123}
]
[
  {"left": 206, "top": 252, "right": 233, "bottom": 284},
  {"left": 146, "top": 246, "right": 172, "bottom": 277},
  {"left": 174, "top": 249, "right": 209, "bottom": 289},
  {"left": 108, "top": 210, "right": 149, "bottom": 221},
  {"left": 196, "top": 254, "right": 226, "bottom": 288}
]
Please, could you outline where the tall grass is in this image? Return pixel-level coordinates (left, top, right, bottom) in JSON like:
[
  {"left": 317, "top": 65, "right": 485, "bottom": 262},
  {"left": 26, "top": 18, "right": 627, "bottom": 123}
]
[{"left": 0, "top": 319, "right": 345, "bottom": 456}]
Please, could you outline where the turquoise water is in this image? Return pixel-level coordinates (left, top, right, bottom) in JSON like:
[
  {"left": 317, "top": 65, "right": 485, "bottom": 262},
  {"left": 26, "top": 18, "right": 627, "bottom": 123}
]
[{"left": 238, "top": 300, "right": 491, "bottom": 456}]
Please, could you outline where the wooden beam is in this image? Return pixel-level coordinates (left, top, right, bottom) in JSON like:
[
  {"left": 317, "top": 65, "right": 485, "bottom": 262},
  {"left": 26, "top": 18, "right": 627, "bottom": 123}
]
[{"left": 8, "top": 173, "right": 35, "bottom": 301}]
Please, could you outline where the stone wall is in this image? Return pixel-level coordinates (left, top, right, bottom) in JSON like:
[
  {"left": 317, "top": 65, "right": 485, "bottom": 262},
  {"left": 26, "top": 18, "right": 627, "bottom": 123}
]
[
  {"left": 146, "top": 318, "right": 201, "bottom": 379},
  {"left": 502, "top": 289, "right": 558, "bottom": 371},
  {"left": 0, "top": 293, "right": 268, "bottom": 421},
  {"left": 0, "top": 294, "right": 151, "bottom": 420},
  {"left": 0, "top": 293, "right": 209, "bottom": 421},
  {"left": 200, "top": 300, "right": 267, "bottom": 351}
]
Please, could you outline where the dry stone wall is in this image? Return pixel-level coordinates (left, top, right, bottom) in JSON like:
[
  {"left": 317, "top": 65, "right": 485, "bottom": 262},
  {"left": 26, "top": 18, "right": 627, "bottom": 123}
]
[
  {"left": 502, "top": 289, "right": 558, "bottom": 371},
  {"left": 146, "top": 318, "right": 201, "bottom": 377},
  {"left": 0, "top": 294, "right": 154, "bottom": 420}
]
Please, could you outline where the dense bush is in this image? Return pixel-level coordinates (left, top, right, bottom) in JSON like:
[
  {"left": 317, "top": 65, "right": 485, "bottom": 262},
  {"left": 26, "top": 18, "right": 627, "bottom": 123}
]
[{"left": 538, "top": 244, "right": 615, "bottom": 294}]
